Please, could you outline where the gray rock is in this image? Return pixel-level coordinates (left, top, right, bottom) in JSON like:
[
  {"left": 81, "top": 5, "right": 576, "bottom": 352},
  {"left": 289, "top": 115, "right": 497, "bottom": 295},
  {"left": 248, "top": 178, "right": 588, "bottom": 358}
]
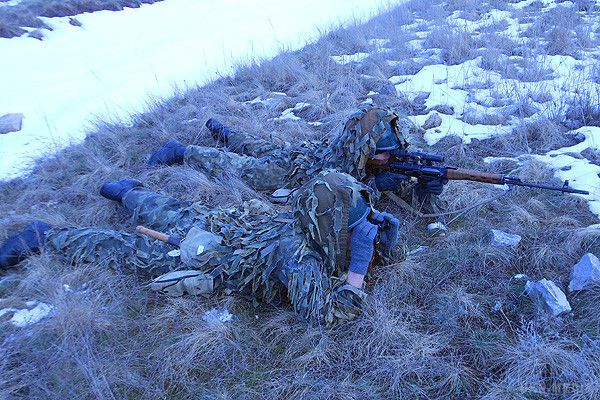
[
  {"left": 581, "top": 148, "right": 600, "bottom": 162},
  {"left": 431, "top": 104, "right": 454, "bottom": 115},
  {"left": 69, "top": 17, "right": 82, "bottom": 27},
  {"left": 422, "top": 112, "right": 442, "bottom": 130},
  {"left": 28, "top": 29, "right": 44, "bottom": 40},
  {"left": 490, "top": 229, "right": 522, "bottom": 248},
  {"left": 569, "top": 253, "right": 600, "bottom": 292},
  {"left": 525, "top": 279, "right": 572, "bottom": 316},
  {"left": 0, "top": 113, "right": 23, "bottom": 134}
]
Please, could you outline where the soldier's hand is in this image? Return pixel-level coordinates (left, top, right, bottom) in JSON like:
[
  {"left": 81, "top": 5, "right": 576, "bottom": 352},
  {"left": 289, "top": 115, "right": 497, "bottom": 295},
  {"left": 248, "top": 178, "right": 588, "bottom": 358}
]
[
  {"left": 374, "top": 171, "right": 410, "bottom": 192},
  {"left": 416, "top": 175, "right": 447, "bottom": 195},
  {"left": 348, "top": 219, "right": 378, "bottom": 276},
  {"left": 371, "top": 210, "right": 400, "bottom": 253}
]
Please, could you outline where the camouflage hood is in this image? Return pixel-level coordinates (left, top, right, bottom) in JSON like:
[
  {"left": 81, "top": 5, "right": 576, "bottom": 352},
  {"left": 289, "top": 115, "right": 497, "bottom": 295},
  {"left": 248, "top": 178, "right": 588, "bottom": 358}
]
[
  {"left": 292, "top": 170, "right": 375, "bottom": 273},
  {"left": 325, "top": 105, "right": 411, "bottom": 179}
]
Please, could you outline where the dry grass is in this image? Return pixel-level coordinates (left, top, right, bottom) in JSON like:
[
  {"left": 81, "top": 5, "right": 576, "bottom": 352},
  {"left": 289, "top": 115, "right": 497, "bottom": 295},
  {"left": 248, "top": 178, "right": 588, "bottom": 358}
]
[{"left": 1, "top": 0, "right": 600, "bottom": 398}]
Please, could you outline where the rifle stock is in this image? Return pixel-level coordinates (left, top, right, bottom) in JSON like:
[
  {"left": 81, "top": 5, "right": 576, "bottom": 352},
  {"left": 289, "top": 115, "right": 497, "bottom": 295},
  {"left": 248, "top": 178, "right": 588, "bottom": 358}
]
[{"left": 445, "top": 167, "right": 503, "bottom": 184}]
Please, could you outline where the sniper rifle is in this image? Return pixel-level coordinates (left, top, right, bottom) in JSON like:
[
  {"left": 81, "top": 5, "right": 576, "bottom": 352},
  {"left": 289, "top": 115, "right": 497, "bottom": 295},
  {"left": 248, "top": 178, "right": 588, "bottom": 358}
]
[{"left": 368, "top": 149, "right": 589, "bottom": 195}]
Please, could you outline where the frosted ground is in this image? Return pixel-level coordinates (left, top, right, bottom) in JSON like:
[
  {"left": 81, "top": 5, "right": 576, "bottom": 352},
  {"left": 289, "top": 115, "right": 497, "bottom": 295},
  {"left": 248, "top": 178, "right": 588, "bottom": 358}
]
[
  {"left": 0, "top": 0, "right": 401, "bottom": 180},
  {"left": 2, "top": 0, "right": 600, "bottom": 398}
]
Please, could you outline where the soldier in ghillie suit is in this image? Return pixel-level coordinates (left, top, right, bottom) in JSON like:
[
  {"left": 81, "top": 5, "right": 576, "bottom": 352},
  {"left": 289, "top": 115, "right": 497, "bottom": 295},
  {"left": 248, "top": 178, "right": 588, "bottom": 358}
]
[
  {"left": 0, "top": 171, "right": 400, "bottom": 326},
  {"left": 147, "top": 105, "right": 446, "bottom": 207}
]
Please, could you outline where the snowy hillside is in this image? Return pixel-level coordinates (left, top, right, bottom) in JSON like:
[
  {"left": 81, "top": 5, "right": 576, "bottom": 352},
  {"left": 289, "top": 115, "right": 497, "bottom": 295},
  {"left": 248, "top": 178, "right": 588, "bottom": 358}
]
[{"left": 0, "top": 0, "right": 400, "bottom": 180}]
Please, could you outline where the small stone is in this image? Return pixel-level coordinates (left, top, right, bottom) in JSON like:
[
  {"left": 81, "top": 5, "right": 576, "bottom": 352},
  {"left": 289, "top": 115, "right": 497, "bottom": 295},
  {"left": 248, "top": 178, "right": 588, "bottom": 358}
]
[
  {"left": 427, "top": 222, "right": 448, "bottom": 231},
  {"left": 525, "top": 279, "right": 572, "bottom": 316},
  {"left": 270, "top": 188, "right": 293, "bottom": 204},
  {"left": 422, "top": 112, "right": 442, "bottom": 130},
  {"left": 202, "top": 307, "right": 233, "bottom": 324},
  {"left": 69, "top": 17, "right": 82, "bottom": 27},
  {"left": 0, "top": 113, "right": 23, "bottom": 134},
  {"left": 407, "top": 245, "right": 428, "bottom": 255},
  {"left": 569, "top": 253, "right": 600, "bottom": 292},
  {"left": 28, "top": 29, "right": 44, "bottom": 40},
  {"left": 431, "top": 104, "right": 454, "bottom": 115},
  {"left": 490, "top": 229, "right": 521, "bottom": 248}
]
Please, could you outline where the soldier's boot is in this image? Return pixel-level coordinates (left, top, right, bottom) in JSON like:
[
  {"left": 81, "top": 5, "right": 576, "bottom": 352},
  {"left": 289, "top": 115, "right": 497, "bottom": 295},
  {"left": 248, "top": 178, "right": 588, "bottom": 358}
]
[
  {"left": 147, "top": 139, "right": 186, "bottom": 167},
  {"left": 0, "top": 221, "right": 52, "bottom": 268},
  {"left": 205, "top": 118, "right": 232, "bottom": 144},
  {"left": 100, "top": 178, "right": 143, "bottom": 203}
]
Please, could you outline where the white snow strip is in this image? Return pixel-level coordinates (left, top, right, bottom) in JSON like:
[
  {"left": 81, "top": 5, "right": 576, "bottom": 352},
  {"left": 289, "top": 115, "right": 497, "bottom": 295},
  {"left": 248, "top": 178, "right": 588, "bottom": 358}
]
[
  {"left": 0, "top": 0, "right": 22, "bottom": 7},
  {"left": 411, "top": 112, "right": 512, "bottom": 145},
  {"left": 0, "top": 0, "right": 406, "bottom": 181},
  {"left": 9, "top": 302, "right": 54, "bottom": 327},
  {"left": 368, "top": 38, "right": 390, "bottom": 48},
  {"left": 331, "top": 52, "right": 371, "bottom": 65}
]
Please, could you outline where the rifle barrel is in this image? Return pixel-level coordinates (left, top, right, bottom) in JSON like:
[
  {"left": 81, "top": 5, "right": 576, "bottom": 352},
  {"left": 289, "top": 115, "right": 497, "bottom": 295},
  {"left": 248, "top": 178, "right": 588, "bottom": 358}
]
[{"left": 503, "top": 177, "right": 589, "bottom": 195}]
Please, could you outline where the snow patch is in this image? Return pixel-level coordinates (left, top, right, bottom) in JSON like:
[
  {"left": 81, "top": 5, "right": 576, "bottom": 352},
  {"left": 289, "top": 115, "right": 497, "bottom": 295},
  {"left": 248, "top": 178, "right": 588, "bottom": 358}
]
[
  {"left": 2, "top": 302, "right": 55, "bottom": 328},
  {"left": 203, "top": 307, "right": 234, "bottom": 324},
  {"left": 0, "top": 0, "right": 403, "bottom": 181},
  {"left": 331, "top": 52, "right": 371, "bottom": 65}
]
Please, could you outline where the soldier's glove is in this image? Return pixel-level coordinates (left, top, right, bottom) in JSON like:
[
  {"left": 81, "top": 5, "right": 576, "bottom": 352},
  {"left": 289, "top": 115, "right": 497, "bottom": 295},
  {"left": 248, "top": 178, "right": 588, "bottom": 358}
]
[
  {"left": 416, "top": 175, "right": 448, "bottom": 196},
  {"left": 374, "top": 171, "right": 410, "bottom": 192},
  {"left": 371, "top": 210, "right": 400, "bottom": 254},
  {"left": 349, "top": 219, "right": 378, "bottom": 275}
]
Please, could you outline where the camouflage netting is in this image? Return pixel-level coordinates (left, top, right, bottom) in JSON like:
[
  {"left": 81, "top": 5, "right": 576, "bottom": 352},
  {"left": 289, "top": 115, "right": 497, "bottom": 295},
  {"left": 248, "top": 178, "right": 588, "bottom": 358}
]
[
  {"left": 323, "top": 105, "right": 412, "bottom": 179},
  {"left": 292, "top": 169, "right": 375, "bottom": 273}
]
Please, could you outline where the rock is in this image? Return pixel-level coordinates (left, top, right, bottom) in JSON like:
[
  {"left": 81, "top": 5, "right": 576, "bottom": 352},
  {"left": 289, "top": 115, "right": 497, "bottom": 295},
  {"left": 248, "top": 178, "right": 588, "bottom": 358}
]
[
  {"left": 525, "top": 279, "right": 572, "bottom": 316},
  {"left": 490, "top": 229, "right": 522, "bottom": 248},
  {"left": 270, "top": 188, "right": 294, "bottom": 204},
  {"left": 569, "top": 253, "right": 600, "bottom": 292},
  {"left": 0, "top": 113, "right": 23, "bottom": 134},
  {"left": 28, "top": 29, "right": 44, "bottom": 40},
  {"left": 203, "top": 307, "right": 233, "bottom": 324},
  {"left": 427, "top": 222, "right": 448, "bottom": 231},
  {"left": 581, "top": 148, "right": 600, "bottom": 162},
  {"left": 422, "top": 112, "right": 442, "bottom": 130},
  {"left": 430, "top": 104, "right": 454, "bottom": 115},
  {"left": 69, "top": 17, "right": 82, "bottom": 27}
]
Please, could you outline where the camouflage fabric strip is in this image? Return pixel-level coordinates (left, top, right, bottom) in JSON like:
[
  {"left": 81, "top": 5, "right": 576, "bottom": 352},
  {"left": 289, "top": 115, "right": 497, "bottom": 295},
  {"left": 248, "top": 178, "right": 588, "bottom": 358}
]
[
  {"left": 203, "top": 206, "right": 291, "bottom": 305},
  {"left": 225, "top": 128, "right": 290, "bottom": 159},
  {"left": 46, "top": 227, "right": 179, "bottom": 277},
  {"left": 122, "top": 189, "right": 198, "bottom": 236},
  {"left": 184, "top": 145, "right": 289, "bottom": 191},
  {"left": 287, "top": 256, "right": 367, "bottom": 326}
]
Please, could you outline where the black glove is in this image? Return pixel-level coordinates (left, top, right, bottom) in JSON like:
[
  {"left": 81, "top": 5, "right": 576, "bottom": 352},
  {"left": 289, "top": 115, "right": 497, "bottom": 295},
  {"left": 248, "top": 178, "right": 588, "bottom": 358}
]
[
  {"left": 371, "top": 210, "right": 400, "bottom": 254},
  {"left": 375, "top": 171, "right": 410, "bottom": 192},
  {"left": 416, "top": 175, "right": 448, "bottom": 196}
]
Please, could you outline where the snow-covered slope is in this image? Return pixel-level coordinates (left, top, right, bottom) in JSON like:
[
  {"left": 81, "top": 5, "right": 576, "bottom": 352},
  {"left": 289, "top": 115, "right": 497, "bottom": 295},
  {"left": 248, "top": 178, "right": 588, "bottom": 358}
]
[{"left": 0, "top": 0, "right": 403, "bottom": 181}]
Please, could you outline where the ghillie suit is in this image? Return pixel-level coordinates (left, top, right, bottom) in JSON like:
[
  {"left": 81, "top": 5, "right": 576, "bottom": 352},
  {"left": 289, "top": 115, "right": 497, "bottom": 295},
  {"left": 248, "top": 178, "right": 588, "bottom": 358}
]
[
  {"left": 44, "top": 171, "right": 375, "bottom": 326},
  {"left": 182, "top": 105, "right": 417, "bottom": 194}
]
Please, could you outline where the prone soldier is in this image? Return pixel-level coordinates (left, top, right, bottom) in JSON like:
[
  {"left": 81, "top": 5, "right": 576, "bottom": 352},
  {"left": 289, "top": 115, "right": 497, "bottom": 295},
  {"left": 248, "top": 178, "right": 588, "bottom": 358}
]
[
  {"left": 0, "top": 171, "right": 400, "bottom": 326},
  {"left": 147, "top": 105, "right": 447, "bottom": 210}
]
